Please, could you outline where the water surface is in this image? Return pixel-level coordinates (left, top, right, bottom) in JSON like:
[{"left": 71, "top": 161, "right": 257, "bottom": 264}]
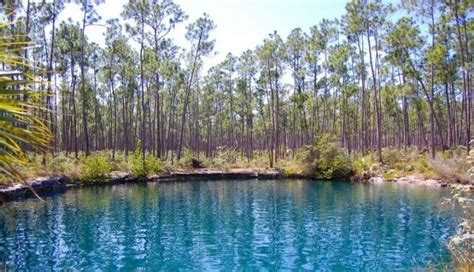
[{"left": 0, "top": 180, "right": 456, "bottom": 270}]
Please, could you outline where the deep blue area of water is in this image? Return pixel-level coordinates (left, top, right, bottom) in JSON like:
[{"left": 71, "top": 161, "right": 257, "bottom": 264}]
[{"left": 0, "top": 180, "right": 456, "bottom": 270}]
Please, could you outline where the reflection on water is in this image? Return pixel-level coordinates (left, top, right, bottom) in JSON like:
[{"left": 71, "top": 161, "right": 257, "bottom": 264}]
[{"left": 0, "top": 180, "right": 455, "bottom": 270}]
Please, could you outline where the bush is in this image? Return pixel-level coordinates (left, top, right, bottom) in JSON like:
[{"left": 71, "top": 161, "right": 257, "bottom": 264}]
[
  {"left": 276, "top": 157, "right": 306, "bottom": 177},
  {"left": 81, "top": 153, "right": 112, "bottom": 181},
  {"left": 130, "top": 142, "right": 162, "bottom": 177},
  {"left": 429, "top": 155, "right": 470, "bottom": 183},
  {"left": 145, "top": 156, "right": 163, "bottom": 174},
  {"left": 352, "top": 153, "right": 375, "bottom": 173},
  {"left": 381, "top": 148, "right": 404, "bottom": 165},
  {"left": 305, "top": 134, "right": 353, "bottom": 179}
]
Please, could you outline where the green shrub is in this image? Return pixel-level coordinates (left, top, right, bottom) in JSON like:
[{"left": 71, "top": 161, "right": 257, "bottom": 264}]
[
  {"left": 353, "top": 156, "right": 370, "bottom": 173},
  {"left": 381, "top": 148, "right": 404, "bottom": 165},
  {"left": 81, "top": 153, "right": 112, "bottom": 181},
  {"left": 145, "top": 155, "right": 163, "bottom": 174},
  {"left": 130, "top": 142, "right": 162, "bottom": 177},
  {"left": 305, "top": 134, "right": 353, "bottom": 179}
]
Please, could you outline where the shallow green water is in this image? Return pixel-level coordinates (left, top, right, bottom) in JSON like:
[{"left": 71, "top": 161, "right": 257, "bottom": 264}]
[{"left": 0, "top": 180, "right": 456, "bottom": 270}]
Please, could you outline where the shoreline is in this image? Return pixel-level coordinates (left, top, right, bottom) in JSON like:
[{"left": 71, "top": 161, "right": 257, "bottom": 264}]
[{"left": 1, "top": 168, "right": 472, "bottom": 203}]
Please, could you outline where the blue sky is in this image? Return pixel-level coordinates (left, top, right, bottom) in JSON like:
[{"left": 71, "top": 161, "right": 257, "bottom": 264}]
[
  {"left": 57, "top": 0, "right": 369, "bottom": 69},
  {"left": 172, "top": 0, "right": 351, "bottom": 55}
]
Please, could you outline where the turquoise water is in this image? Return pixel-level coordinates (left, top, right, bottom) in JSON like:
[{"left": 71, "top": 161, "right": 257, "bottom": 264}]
[{"left": 0, "top": 180, "right": 456, "bottom": 270}]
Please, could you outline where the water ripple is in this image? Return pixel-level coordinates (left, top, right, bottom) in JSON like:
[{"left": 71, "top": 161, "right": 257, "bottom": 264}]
[{"left": 0, "top": 180, "right": 456, "bottom": 270}]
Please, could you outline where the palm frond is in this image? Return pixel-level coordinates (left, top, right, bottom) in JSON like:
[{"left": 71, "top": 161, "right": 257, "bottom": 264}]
[{"left": 0, "top": 20, "right": 51, "bottom": 189}]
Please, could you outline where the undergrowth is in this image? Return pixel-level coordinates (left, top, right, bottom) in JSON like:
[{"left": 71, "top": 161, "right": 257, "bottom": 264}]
[{"left": 0, "top": 141, "right": 471, "bottom": 186}]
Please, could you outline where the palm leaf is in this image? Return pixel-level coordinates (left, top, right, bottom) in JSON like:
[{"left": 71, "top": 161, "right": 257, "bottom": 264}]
[{"left": 0, "top": 19, "right": 51, "bottom": 191}]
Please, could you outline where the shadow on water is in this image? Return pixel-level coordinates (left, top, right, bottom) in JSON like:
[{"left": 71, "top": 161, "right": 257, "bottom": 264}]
[{"left": 0, "top": 179, "right": 457, "bottom": 270}]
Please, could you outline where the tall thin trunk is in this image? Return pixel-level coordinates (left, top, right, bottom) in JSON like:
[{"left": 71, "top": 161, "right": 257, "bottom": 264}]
[
  {"left": 453, "top": 0, "right": 470, "bottom": 153},
  {"left": 139, "top": 18, "right": 146, "bottom": 161},
  {"left": 366, "top": 24, "right": 382, "bottom": 162},
  {"left": 47, "top": 0, "right": 57, "bottom": 152},
  {"left": 80, "top": 9, "right": 90, "bottom": 156},
  {"left": 177, "top": 32, "right": 203, "bottom": 160}
]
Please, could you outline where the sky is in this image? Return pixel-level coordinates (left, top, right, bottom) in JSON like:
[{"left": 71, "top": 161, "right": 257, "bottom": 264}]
[{"left": 55, "top": 0, "right": 358, "bottom": 70}]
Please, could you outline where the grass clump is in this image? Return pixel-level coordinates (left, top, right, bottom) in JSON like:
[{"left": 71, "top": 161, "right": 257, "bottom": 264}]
[
  {"left": 429, "top": 148, "right": 471, "bottom": 183},
  {"left": 276, "top": 160, "right": 306, "bottom": 177},
  {"left": 276, "top": 150, "right": 307, "bottom": 176},
  {"left": 382, "top": 170, "right": 397, "bottom": 181}
]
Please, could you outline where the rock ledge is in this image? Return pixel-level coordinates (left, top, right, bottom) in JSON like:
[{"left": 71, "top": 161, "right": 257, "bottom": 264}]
[{"left": 0, "top": 176, "right": 69, "bottom": 201}]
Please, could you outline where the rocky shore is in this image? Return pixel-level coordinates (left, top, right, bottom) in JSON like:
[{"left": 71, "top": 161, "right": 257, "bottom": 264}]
[
  {"left": 0, "top": 176, "right": 70, "bottom": 202},
  {"left": 1, "top": 168, "right": 471, "bottom": 203},
  {"left": 0, "top": 169, "right": 282, "bottom": 202},
  {"left": 367, "top": 174, "right": 473, "bottom": 189}
]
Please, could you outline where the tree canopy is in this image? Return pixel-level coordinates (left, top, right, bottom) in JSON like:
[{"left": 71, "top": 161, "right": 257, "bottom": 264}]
[{"left": 1, "top": 0, "right": 472, "bottom": 167}]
